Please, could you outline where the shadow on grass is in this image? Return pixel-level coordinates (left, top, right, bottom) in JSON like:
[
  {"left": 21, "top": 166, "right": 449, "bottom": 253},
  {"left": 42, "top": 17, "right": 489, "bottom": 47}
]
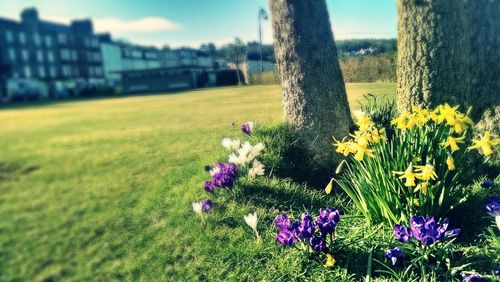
[
  {"left": 235, "top": 177, "right": 350, "bottom": 214},
  {"left": 0, "top": 162, "right": 40, "bottom": 181}
]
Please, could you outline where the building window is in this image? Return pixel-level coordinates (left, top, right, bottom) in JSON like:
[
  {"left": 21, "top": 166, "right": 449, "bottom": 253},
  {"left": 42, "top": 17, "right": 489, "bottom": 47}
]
[
  {"left": 47, "top": 51, "right": 55, "bottom": 62},
  {"left": 22, "top": 50, "right": 29, "bottom": 61},
  {"left": 8, "top": 48, "right": 16, "bottom": 61},
  {"left": 94, "top": 53, "right": 101, "bottom": 62},
  {"left": 62, "top": 65, "right": 71, "bottom": 77},
  {"left": 60, "top": 49, "right": 71, "bottom": 60},
  {"left": 36, "top": 50, "right": 44, "bottom": 62},
  {"left": 45, "top": 36, "right": 52, "bottom": 47},
  {"left": 95, "top": 67, "right": 103, "bottom": 76},
  {"left": 58, "top": 33, "right": 67, "bottom": 44},
  {"left": 71, "top": 50, "right": 78, "bottom": 61},
  {"left": 73, "top": 67, "right": 79, "bottom": 77},
  {"left": 38, "top": 66, "right": 46, "bottom": 78},
  {"left": 5, "top": 30, "right": 13, "bottom": 43},
  {"left": 88, "top": 67, "right": 95, "bottom": 77},
  {"left": 49, "top": 66, "right": 57, "bottom": 78},
  {"left": 19, "top": 32, "right": 26, "bottom": 44},
  {"left": 34, "top": 33, "right": 41, "bottom": 46},
  {"left": 24, "top": 66, "right": 31, "bottom": 78}
]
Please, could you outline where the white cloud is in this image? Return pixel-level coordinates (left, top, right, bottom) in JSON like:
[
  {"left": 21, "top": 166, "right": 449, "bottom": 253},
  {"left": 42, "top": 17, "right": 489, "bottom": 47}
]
[{"left": 93, "top": 17, "right": 178, "bottom": 33}]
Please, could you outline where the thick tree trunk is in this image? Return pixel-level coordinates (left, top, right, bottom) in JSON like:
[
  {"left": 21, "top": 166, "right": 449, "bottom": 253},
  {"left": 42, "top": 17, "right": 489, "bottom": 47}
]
[
  {"left": 466, "top": 0, "right": 500, "bottom": 121},
  {"left": 269, "top": 0, "right": 352, "bottom": 168},
  {"left": 397, "top": 0, "right": 470, "bottom": 112}
]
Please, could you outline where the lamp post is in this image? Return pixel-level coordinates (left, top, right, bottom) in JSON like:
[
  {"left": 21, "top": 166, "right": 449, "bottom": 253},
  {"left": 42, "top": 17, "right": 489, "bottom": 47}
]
[{"left": 258, "top": 7, "right": 268, "bottom": 75}]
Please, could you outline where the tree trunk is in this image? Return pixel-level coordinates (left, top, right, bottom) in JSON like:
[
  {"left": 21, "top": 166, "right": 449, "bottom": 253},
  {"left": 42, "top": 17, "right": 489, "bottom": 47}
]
[
  {"left": 466, "top": 0, "right": 500, "bottom": 121},
  {"left": 269, "top": 0, "right": 353, "bottom": 168},
  {"left": 396, "top": 0, "right": 470, "bottom": 112}
]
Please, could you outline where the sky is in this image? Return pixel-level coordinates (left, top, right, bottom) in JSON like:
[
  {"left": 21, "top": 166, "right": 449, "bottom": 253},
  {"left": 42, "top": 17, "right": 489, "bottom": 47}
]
[{"left": 0, "top": 0, "right": 397, "bottom": 48}]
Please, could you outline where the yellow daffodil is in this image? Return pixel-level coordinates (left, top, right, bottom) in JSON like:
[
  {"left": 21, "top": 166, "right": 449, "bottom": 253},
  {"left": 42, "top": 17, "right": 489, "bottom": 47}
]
[
  {"left": 449, "top": 113, "right": 474, "bottom": 134},
  {"left": 406, "top": 114, "right": 417, "bottom": 129},
  {"left": 334, "top": 140, "right": 356, "bottom": 156},
  {"left": 428, "top": 109, "right": 439, "bottom": 122},
  {"left": 325, "top": 179, "right": 334, "bottom": 194},
  {"left": 370, "top": 128, "right": 385, "bottom": 143},
  {"left": 436, "top": 103, "right": 459, "bottom": 125},
  {"left": 414, "top": 182, "right": 428, "bottom": 194},
  {"left": 412, "top": 106, "right": 430, "bottom": 127},
  {"left": 442, "top": 135, "right": 465, "bottom": 152},
  {"left": 446, "top": 156, "right": 455, "bottom": 171},
  {"left": 394, "top": 163, "right": 417, "bottom": 187},
  {"left": 391, "top": 114, "right": 408, "bottom": 131},
  {"left": 354, "top": 143, "right": 374, "bottom": 161},
  {"left": 325, "top": 254, "right": 336, "bottom": 267},
  {"left": 468, "top": 131, "right": 500, "bottom": 157},
  {"left": 414, "top": 164, "right": 437, "bottom": 181},
  {"left": 413, "top": 198, "right": 421, "bottom": 207},
  {"left": 353, "top": 110, "right": 374, "bottom": 132}
]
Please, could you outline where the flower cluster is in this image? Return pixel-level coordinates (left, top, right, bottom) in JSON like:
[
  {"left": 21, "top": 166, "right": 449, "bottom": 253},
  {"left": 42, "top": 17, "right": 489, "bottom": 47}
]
[
  {"left": 204, "top": 162, "right": 238, "bottom": 192},
  {"left": 274, "top": 208, "right": 340, "bottom": 267},
  {"left": 386, "top": 216, "right": 460, "bottom": 267},
  {"left": 194, "top": 121, "right": 265, "bottom": 224},
  {"left": 226, "top": 140, "right": 265, "bottom": 168},
  {"left": 393, "top": 162, "right": 437, "bottom": 189},
  {"left": 334, "top": 103, "right": 499, "bottom": 226},
  {"left": 334, "top": 110, "right": 385, "bottom": 161}
]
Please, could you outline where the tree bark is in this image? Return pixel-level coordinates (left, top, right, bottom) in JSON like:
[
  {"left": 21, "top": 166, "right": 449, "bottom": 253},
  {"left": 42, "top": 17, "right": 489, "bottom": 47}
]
[
  {"left": 396, "top": 0, "right": 470, "bottom": 113},
  {"left": 466, "top": 0, "right": 500, "bottom": 120},
  {"left": 269, "top": 0, "right": 353, "bottom": 168}
]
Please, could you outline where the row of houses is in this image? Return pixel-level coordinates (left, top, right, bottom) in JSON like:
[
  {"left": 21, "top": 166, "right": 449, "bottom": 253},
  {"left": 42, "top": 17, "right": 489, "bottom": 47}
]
[{"left": 0, "top": 8, "right": 236, "bottom": 101}]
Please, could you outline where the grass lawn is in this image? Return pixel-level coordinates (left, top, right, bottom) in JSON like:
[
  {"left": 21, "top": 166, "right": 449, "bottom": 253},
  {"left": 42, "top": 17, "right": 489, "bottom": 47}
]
[{"left": 5, "top": 82, "right": 494, "bottom": 281}]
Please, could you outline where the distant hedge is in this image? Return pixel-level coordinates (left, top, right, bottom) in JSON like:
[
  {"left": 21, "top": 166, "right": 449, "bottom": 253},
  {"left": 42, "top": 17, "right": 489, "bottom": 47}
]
[
  {"left": 248, "top": 52, "right": 397, "bottom": 85},
  {"left": 340, "top": 52, "right": 396, "bottom": 83}
]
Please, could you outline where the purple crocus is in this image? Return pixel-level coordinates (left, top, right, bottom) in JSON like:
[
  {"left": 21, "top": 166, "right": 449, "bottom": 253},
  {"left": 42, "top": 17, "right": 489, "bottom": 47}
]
[
  {"left": 461, "top": 273, "right": 489, "bottom": 282},
  {"left": 203, "top": 181, "right": 216, "bottom": 193},
  {"left": 210, "top": 162, "right": 238, "bottom": 188},
  {"left": 241, "top": 122, "right": 254, "bottom": 135},
  {"left": 201, "top": 199, "right": 213, "bottom": 212},
  {"left": 493, "top": 267, "right": 500, "bottom": 277},
  {"left": 385, "top": 247, "right": 404, "bottom": 266},
  {"left": 485, "top": 197, "right": 500, "bottom": 217},
  {"left": 294, "top": 212, "right": 316, "bottom": 239},
  {"left": 309, "top": 236, "right": 327, "bottom": 252},
  {"left": 409, "top": 216, "right": 454, "bottom": 246},
  {"left": 316, "top": 207, "right": 340, "bottom": 235},
  {"left": 394, "top": 224, "right": 412, "bottom": 243},
  {"left": 274, "top": 213, "right": 291, "bottom": 231},
  {"left": 481, "top": 179, "right": 494, "bottom": 188},
  {"left": 276, "top": 229, "right": 296, "bottom": 246}
]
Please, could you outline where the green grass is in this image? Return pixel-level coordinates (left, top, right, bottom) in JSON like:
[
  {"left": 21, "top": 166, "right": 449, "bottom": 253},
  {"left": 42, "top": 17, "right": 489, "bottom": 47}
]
[{"left": 2, "top": 82, "right": 473, "bottom": 281}]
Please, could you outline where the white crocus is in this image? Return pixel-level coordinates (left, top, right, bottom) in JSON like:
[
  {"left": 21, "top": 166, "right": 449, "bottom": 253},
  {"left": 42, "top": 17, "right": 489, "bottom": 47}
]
[
  {"left": 221, "top": 138, "right": 232, "bottom": 150},
  {"left": 228, "top": 153, "right": 241, "bottom": 165},
  {"left": 222, "top": 138, "right": 241, "bottom": 151},
  {"left": 244, "top": 212, "right": 261, "bottom": 243},
  {"left": 250, "top": 142, "right": 265, "bottom": 156},
  {"left": 239, "top": 141, "right": 253, "bottom": 156},
  {"left": 192, "top": 202, "right": 203, "bottom": 216},
  {"left": 248, "top": 160, "right": 265, "bottom": 178},
  {"left": 209, "top": 166, "right": 221, "bottom": 176}
]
